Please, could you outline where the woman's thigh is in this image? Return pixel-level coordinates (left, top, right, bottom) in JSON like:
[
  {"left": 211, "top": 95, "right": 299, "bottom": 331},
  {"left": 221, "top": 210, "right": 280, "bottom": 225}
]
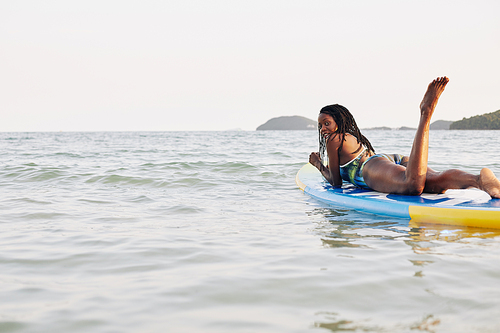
[
  {"left": 362, "top": 157, "right": 408, "bottom": 193},
  {"left": 423, "top": 169, "right": 446, "bottom": 193}
]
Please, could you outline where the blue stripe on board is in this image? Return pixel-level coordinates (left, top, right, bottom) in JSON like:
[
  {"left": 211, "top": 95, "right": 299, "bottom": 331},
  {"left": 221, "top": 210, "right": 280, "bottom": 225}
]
[{"left": 304, "top": 186, "right": 411, "bottom": 219}]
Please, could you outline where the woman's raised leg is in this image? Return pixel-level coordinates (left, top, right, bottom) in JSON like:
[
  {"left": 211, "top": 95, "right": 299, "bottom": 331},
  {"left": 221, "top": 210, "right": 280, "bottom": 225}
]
[
  {"left": 363, "top": 77, "right": 449, "bottom": 195},
  {"left": 363, "top": 76, "right": 500, "bottom": 198}
]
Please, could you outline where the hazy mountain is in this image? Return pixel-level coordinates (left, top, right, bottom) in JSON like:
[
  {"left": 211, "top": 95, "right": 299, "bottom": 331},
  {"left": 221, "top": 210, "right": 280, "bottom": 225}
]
[{"left": 256, "top": 116, "right": 317, "bottom": 130}]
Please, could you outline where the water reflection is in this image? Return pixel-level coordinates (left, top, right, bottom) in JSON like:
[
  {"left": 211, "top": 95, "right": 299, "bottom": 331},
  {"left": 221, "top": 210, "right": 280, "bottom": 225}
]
[
  {"left": 410, "top": 315, "right": 441, "bottom": 333},
  {"left": 321, "top": 237, "right": 365, "bottom": 248},
  {"left": 408, "top": 220, "right": 500, "bottom": 242},
  {"left": 308, "top": 207, "right": 500, "bottom": 333},
  {"left": 313, "top": 312, "right": 441, "bottom": 332},
  {"left": 409, "top": 259, "right": 434, "bottom": 278},
  {"left": 313, "top": 312, "right": 380, "bottom": 332},
  {"left": 309, "top": 206, "right": 500, "bottom": 250},
  {"left": 308, "top": 207, "right": 410, "bottom": 249}
]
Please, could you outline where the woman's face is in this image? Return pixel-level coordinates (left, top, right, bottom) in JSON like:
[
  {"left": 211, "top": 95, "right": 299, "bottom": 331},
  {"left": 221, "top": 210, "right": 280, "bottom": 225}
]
[{"left": 318, "top": 113, "right": 338, "bottom": 140}]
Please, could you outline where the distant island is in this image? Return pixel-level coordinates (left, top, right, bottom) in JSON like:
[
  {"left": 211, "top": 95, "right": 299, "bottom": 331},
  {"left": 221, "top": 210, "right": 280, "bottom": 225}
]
[
  {"left": 450, "top": 110, "right": 500, "bottom": 130},
  {"left": 257, "top": 117, "right": 449, "bottom": 131},
  {"left": 256, "top": 116, "right": 316, "bottom": 130},
  {"left": 430, "top": 120, "right": 454, "bottom": 130},
  {"left": 256, "top": 110, "right": 500, "bottom": 131},
  {"left": 363, "top": 126, "right": 392, "bottom": 130},
  {"left": 363, "top": 121, "right": 455, "bottom": 131},
  {"left": 363, "top": 126, "right": 417, "bottom": 130}
]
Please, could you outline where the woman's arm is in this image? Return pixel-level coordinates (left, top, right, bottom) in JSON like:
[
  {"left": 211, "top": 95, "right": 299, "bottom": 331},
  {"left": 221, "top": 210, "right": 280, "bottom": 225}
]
[
  {"left": 325, "top": 136, "right": 343, "bottom": 187},
  {"left": 309, "top": 136, "right": 343, "bottom": 187}
]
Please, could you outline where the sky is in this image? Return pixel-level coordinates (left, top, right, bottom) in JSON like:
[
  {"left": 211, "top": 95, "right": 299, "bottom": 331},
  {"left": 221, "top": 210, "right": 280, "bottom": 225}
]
[{"left": 1, "top": 0, "right": 499, "bottom": 132}]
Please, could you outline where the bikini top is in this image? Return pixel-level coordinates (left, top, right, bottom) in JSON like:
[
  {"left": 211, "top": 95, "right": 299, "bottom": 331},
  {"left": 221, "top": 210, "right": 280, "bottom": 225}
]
[
  {"left": 339, "top": 145, "right": 367, "bottom": 182},
  {"left": 339, "top": 146, "right": 367, "bottom": 168}
]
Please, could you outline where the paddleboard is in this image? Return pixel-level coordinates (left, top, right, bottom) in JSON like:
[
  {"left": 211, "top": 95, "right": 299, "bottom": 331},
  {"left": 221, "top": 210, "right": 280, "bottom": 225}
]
[{"left": 296, "top": 163, "right": 500, "bottom": 229}]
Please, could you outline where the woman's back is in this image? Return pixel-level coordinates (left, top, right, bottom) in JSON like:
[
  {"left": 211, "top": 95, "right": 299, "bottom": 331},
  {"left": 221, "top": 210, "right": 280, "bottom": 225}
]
[{"left": 332, "top": 133, "right": 367, "bottom": 165}]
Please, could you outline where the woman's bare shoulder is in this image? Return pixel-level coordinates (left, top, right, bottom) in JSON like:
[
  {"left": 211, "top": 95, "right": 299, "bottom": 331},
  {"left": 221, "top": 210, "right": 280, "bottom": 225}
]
[
  {"left": 343, "top": 133, "right": 359, "bottom": 142},
  {"left": 326, "top": 133, "right": 343, "bottom": 146},
  {"left": 342, "top": 134, "right": 364, "bottom": 152},
  {"left": 327, "top": 133, "right": 362, "bottom": 151}
]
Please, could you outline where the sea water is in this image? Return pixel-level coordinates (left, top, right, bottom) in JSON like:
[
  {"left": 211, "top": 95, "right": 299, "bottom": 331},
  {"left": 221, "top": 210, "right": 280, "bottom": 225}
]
[{"left": 1, "top": 130, "right": 500, "bottom": 333}]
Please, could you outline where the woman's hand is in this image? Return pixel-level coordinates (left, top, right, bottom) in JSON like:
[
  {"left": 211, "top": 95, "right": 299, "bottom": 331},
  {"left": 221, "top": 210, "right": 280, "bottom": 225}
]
[{"left": 309, "top": 152, "right": 322, "bottom": 170}]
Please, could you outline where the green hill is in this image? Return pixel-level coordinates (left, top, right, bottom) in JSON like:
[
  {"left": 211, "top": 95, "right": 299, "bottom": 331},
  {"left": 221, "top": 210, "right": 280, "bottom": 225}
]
[{"left": 450, "top": 110, "right": 500, "bottom": 130}]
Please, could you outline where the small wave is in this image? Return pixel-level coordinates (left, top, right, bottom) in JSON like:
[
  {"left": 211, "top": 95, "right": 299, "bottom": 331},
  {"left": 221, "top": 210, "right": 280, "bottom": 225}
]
[
  {"left": 124, "top": 195, "right": 155, "bottom": 203},
  {"left": 10, "top": 197, "right": 52, "bottom": 205},
  {"left": 2, "top": 136, "right": 34, "bottom": 141},
  {"left": 163, "top": 162, "right": 202, "bottom": 170},
  {"left": 52, "top": 152, "right": 85, "bottom": 158},
  {"left": 166, "top": 204, "right": 205, "bottom": 214},
  {"left": 17, "top": 212, "right": 69, "bottom": 220},
  {"left": 78, "top": 198, "right": 115, "bottom": 205},
  {"left": 259, "top": 171, "right": 286, "bottom": 179},
  {"left": 8, "top": 168, "right": 69, "bottom": 183},
  {"left": 212, "top": 161, "right": 257, "bottom": 174},
  {"left": 168, "top": 177, "right": 218, "bottom": 189},
  {"left": 0, "top": 322, "right": 26, "bottom": 332},
  {"left": 85, "top": 174, "right": 156, "bottom": 186},
  {"left": 82, "top": 174, "right": 174, "bottom": 188},
  {"left": 140, "top": 161, "right": 257, "bottom": 173}
]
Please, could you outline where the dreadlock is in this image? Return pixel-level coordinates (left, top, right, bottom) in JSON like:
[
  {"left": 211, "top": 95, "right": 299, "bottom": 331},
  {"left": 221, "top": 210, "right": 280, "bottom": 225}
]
[{"left": 318, "top": 104, "right": 375, "bottom": 165}]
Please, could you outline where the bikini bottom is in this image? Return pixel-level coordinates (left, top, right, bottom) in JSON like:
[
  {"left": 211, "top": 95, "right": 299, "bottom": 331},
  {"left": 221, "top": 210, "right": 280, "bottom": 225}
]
[{"left": 340, "top": 153, "right": 405, "bottom": 189}]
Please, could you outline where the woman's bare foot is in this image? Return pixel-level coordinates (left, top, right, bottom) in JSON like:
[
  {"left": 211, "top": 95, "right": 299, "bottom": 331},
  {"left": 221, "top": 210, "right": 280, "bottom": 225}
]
[
  {"left": 419, "top": 76, "right": 449, "bottom": 119},
  {"left": 479, "top": 168, "right": 500, "bottom": 199}
]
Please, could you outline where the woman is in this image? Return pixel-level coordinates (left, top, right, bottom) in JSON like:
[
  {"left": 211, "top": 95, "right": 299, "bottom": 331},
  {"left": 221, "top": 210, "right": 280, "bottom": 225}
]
[{"left": 309, "top": 77, "right": 500, "bottom": 198}]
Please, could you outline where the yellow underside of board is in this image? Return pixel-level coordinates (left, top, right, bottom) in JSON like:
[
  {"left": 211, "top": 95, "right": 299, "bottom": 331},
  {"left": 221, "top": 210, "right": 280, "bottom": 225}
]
[
  {"left": 409, "top": 205, "right": 500, "bottom": 229},
  {"left": 295, "top": 170, "right": 306, "bottom": 191}
]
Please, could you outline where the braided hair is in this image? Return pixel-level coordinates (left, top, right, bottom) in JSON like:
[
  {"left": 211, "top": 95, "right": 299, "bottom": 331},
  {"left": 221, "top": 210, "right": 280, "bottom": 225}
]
[{"left": 318, "top": 104, "right": 375, "bottom": 165}]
